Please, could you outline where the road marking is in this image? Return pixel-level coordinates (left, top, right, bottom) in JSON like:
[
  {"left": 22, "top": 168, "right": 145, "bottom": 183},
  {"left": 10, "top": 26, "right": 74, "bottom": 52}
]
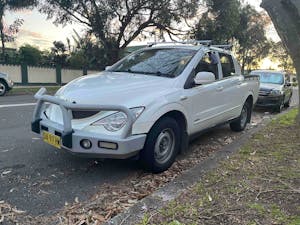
[{"left": 0, "top": 103, "right": 36, "bottom": 108}]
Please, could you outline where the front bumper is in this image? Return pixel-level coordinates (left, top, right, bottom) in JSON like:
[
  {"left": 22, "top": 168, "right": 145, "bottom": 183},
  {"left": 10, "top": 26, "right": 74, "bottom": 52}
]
[
  {"left": 255, "top": 95, "right": 283, "bottom": 107},
  {"left": 31, "top": 88, "right": 146, "bottom": 159}
]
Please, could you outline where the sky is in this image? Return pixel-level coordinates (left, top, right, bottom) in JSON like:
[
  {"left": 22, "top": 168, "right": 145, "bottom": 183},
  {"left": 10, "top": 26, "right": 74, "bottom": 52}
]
[
  {"left": 5, "top": 9, "right": 85, "bottom": 50},
  {"left": 4, "top": 0, "right": 279, "bottom": 50}
]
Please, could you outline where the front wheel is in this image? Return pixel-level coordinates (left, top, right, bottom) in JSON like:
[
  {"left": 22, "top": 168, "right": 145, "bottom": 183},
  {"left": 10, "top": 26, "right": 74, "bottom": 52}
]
[
  {"left": 0, "top": 80, "right": 7, "bottom": 96},
  {"left": 139, "top": 117, "right": 180, "bottom": 173},
  {"left": 230, "top": 101, "right": 251, "bottom": 132},
  {"left": 275, "top": 97, "right": 284, "bottom": 113},
  {"left": 284, "top": 94, "right": 292, "bottom": 108}
]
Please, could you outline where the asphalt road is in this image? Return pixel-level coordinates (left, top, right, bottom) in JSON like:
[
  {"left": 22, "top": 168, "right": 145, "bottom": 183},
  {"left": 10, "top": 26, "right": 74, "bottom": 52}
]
[{"left": 0, "top": 89, "right": 298, "bottom": 217}]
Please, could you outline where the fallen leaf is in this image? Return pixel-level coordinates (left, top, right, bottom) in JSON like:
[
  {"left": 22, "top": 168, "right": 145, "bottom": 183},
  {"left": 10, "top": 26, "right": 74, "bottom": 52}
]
[
  {"left": 207, "top": 194, "right": 212, "bottom": 202},
  {"left": 2, "top": 170, "right": 12, "bottom": 175},
  {"left": 11, "top": 208, "right": 26, "bottom": 214},
  {"left": 127, "top": 199, "right": 138, "bottom": 204},
  {"left": 250, "top": 151, "right": 256, "bottom": 156},
  {"left": 93, "top": 214, "right": 105, "bottom": 222}
]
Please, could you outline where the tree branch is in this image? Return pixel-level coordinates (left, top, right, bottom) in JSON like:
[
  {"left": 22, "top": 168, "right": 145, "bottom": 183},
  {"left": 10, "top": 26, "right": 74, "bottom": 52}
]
[{"left": 50, "top": 0, "right": 91, "bottom": 27}]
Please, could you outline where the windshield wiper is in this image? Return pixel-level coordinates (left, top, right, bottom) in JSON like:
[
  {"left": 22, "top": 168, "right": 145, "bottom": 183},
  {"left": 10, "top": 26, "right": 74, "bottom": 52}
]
[
  {"left": 112, "top": 69, "right": 174, "bottom": 77},
  {"left": 113, "top": 69, "right": 134, "bottom": 73},
  {"left": 154, "top": 71, "right": 175, "bottom": 78}
]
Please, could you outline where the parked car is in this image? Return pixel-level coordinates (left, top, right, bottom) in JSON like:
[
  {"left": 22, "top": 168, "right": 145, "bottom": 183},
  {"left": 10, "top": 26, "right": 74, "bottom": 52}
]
[
  {"left": 250, "top": 70, "right": 293, "bottom": 112},
  {"left": 0, "top": 72, "right": 14, "bottom": 96},
  {"left": 31, "top": 41, "right": 259, "bottom": 173}
]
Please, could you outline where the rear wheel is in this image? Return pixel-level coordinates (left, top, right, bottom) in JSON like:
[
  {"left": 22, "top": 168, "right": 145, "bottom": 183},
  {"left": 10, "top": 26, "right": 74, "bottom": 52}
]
[
  {"left": 230, "top": 101, "right": 251, "bottom": 132},
  {"left": 139, "top": 117, "right": 180, "bottom": 173},
  {"left": 0, "top": 80, "right": 7, "bottom": 96}
]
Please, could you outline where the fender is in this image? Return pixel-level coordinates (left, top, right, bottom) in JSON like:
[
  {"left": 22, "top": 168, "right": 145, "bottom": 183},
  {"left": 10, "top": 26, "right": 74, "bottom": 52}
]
[
  {"left": 244, "top": 90, "right": 254, "bottom": 103},
  {"left": 132, "top": 102, "right": 189, "bottom": 135}
]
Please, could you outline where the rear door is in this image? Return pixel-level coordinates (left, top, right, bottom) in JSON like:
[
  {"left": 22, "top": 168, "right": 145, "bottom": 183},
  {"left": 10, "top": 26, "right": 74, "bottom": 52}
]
[{"left": 216, "top": 52, "right": 244, "bottom": 120}]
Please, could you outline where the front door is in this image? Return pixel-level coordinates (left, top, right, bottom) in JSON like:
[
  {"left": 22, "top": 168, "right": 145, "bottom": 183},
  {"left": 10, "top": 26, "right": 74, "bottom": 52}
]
[{"left": 182, "top": 51, "right": 227, "bottom": 134}]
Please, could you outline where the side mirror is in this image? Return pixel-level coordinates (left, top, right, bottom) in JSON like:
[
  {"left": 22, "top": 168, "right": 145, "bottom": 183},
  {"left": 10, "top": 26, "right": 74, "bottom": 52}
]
[
  {"left": 105, "top": 66, "right": 112, "bottom": 71},
  {"left": 194, "top": 72, "right": 215, "bottom": 85}
]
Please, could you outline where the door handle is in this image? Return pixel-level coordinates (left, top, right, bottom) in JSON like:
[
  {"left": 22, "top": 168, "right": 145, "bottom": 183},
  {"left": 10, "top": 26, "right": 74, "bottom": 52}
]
[
  {"left": 216, "top": 86, "right": 224, "bottom": 92},
  {"left": 231, "top": 80, "right": 243, "bottom": 85},
  {"left": 180, "top": 96, "right": 188, "bottom": 101}
]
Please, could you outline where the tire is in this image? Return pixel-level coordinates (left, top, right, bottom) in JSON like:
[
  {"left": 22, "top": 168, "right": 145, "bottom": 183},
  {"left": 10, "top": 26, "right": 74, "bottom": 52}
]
[
  {"left": 139, "top": 117, "right": 181, "bottom": 173},
  {"left": 275, "top": 97, "right": 284, "bottom": 113},
  {"left": 230, "top": 101, "right": 251, "bottom": 132},
  {"left": 0, "top": 80, "right": 7, "bottom": 96}
]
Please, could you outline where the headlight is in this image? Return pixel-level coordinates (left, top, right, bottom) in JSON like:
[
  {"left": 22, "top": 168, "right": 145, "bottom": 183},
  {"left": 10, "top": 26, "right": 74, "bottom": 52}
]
[
  {"left": 91, "top": 107, "right": 145, "bottom": 132},
  {"left": 270, "top": 90, "right": 282, "bottom": 95}
]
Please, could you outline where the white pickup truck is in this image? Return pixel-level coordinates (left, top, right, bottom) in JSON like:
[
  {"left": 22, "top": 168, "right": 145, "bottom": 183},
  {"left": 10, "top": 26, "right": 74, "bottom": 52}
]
[{"left": 32, "top": 41, "right": 259, "bottom": 173}]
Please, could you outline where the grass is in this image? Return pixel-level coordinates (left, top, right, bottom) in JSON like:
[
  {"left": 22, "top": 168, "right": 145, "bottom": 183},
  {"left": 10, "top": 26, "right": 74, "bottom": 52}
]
[
  {"left": 8, "top": 86, "right": 61, "bottom": 96},
  {"left": 139, "top": 109, "right": 300, "bottom": 225}
]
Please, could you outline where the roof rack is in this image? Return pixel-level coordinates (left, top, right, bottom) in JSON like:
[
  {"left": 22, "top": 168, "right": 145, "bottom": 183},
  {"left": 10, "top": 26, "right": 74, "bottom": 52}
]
[
  {"left": 147, "top": 40, "right": 212, "bottom": 47},
  {"left": 147, "top": 41, "right": 233, "bottom": 51},
  {"left": 211, "top": 44, "right": 233, "bottom": 50}
]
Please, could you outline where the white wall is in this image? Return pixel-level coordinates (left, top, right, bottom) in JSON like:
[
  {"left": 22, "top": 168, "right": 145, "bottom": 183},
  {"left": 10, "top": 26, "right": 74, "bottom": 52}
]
[
  {"left": 0, "top": 64, "right": 22, "bottom": 83},
  {"left": 28, "top": 66, "right": 57, "bottom": 83},
  {"left": 87, "top": 70, "right": 102, "bottom": 75},
  {"left": 62, "top": 69, "right": 84, "bottom": 83}
]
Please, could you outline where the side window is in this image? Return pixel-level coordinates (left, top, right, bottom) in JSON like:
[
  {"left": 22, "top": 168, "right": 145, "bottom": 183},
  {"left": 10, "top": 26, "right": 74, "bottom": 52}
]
[
  {"left": 195, "top": 52, "right": 219, "bottom": 79},
  {"left": 219, "top": 53, "right": 235, "bottom": 78}
]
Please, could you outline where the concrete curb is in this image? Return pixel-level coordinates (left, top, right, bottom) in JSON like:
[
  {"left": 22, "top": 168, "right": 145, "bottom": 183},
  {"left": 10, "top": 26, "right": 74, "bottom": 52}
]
[{"left": 103, "top": 110, "right": 289, "bottom": 225}]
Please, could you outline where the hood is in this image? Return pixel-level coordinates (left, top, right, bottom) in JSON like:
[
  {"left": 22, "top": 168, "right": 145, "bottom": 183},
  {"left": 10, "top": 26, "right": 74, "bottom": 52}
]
[
  {"left": 55, "top": 71, "right": 176, "bottom": 108},
  {"left": 259, "top": 83, "right": 283, "bottom": 91}
]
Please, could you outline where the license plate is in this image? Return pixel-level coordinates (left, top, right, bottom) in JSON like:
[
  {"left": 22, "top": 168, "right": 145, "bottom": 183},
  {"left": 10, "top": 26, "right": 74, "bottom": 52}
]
[{"left": 42, "top": 131, "right": 61, "bottom": 149}]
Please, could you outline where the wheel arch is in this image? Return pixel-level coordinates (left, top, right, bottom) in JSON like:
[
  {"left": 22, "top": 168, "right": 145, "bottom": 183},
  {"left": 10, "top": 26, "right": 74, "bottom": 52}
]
[
  {"left": 245, "top": 94, "right": 254, "bottom": 107},
  {"left": 0, "top": 78, "right": 8, "bottom": 96},
  {"left": 157, "top": 110, "right": 188, "bottom": 133},
  {"left": 133, "top": 103, "right": 189, "bottom": 153},
  {"left": 245, "top": 94, "right": 254, "bottom": 123},
  {"left": 133, "top": 103, "right": 189, "bottom": 135},
  {"left": 148, "top": 109, "right": 188, "bottom": 154},
  {"left": 0, "top": 78, "right": 8, "bottom": 87}
]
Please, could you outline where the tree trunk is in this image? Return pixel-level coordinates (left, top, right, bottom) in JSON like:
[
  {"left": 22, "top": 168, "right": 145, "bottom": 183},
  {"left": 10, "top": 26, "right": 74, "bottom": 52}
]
[
  {"left": 0, "top": 18, "right": 5, "bottom": 61},
  {"left": 261, "top": 0, "right": 300, "bottom": 123}
]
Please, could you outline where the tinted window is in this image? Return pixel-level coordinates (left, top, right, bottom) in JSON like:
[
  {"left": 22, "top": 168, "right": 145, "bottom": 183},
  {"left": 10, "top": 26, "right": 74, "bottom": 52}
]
[
  {"left": 195, "top": 52, "right": 219, "bottom": 79},
  {"left": 219, "top": 53, "right": 235, "bottom": 78},
  {"left": 111, "top": 48, "right": 197, "bottom": 77}
]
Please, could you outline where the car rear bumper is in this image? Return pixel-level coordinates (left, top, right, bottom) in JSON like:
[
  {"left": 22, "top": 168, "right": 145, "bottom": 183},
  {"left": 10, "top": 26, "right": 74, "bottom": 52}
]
[
  {"left": 31, "top": 88, "right": 146, "bottom": 159},
  {"left": 255, "top": 95, "right": 283, "bottom": 107}
]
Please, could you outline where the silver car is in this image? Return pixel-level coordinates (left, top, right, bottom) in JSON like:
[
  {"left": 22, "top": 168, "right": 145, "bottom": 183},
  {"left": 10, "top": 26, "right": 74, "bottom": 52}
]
[
  {"left": 0, "top": 72, "right": 14, "bottom": 96},
  {"left": 250, "top": 70, "right": 293, "bottom": 112}
]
